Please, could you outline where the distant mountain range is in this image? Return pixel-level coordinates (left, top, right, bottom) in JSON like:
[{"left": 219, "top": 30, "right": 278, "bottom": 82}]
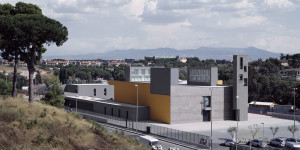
[{"left": 44, "top": 47, "right": 279, "bottom": 61}]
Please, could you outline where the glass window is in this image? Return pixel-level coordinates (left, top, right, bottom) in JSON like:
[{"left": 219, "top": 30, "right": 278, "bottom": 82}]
[
  {"left": 203, "top": 96, "right": 211, "bottom": 108},
  {"left": 239, "top": 74, "right": 243, "bottom": 80},
  {"left": 141, "top": 69, "right": 145, "bottom": 75},
  {"left": 240, "top": 57, "right": 243, "bottom": 69}
]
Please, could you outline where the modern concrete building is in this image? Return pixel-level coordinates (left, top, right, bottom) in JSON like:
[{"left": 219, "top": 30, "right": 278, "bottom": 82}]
[
  {"left": 64, "top": 55, "right": 249, "bottom": 124},
  {"left": 125, "top": 66, "right": 151, "bottom": 82}
]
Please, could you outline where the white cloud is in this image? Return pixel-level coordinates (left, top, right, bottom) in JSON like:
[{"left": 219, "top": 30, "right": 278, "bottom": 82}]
[
  {"left": 227, "top": 16, "right": 266, "bottom": 28},
  {"left": 1, "top": 0, "right": 300, "bottom": 55},
  {"left": 264, "top": 0, "right": 294, "bottom": 8}
]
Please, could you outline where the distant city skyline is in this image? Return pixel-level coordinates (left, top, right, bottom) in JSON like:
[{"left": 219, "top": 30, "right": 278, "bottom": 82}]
[{"left": 2, "top": 0, "right": 300, "bottom": 56}]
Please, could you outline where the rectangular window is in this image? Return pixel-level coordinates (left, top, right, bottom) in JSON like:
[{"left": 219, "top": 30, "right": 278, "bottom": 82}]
[
  {"left": 104, "top": 88, "right": 107, "bottom": 96},
  {"left": 240, "top": 57, "right": 243, "bottom": 69},
  {"left": 203, "top": 96, "right": 211, "bottom": 108},
  {"left": 239, "top": 74, "right": 243, "bottom": 80},
  {"left": 244, "top": 66, "right": 247, "bottom": 72},
  {"left": 93, "top": 88, "right": 96, "bottom": 96},
  {"left": 119, "top": 109, "right": 121, "bottom": 117},
  {"left": 111, "top": 108, "right": 113, "bottom": 116},
  {"left": 244, "top": 78, "right": 248, "bottom": 86},
  {"left": 104, "top": 107, "right": 106, "bottom": 114},
  {"left": 126, "top": 111, "right": 129, "bottom": 119}
]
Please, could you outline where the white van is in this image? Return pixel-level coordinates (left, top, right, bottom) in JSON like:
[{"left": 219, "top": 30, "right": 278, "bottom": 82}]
[{"left": 139, "top": 135, "right": 163, "bottom": 150}]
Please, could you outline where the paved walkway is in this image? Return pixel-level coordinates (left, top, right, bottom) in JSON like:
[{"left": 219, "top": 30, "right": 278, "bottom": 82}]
[{"left": 148, "top": 113, "right": 300, "bottom": 143}]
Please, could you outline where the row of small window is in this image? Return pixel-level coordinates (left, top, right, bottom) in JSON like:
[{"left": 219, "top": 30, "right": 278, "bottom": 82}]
[
  {"left": 93, "top": 88, "right": 107, "bottom": 96},
  {"left": 239, "top": 74, "right": 248, "bottom": 86},
  {"left": 189, "top": 75, "right": 211, "bottom": 82},
  {"left": 240, "top": 57, "right": 247, "bottom": 72},
  {"left": 132, "top": 69, "right": 151, "bottom": 75},
  {"left": 103, "top": 107, "right": 129, "bottom": 119}
]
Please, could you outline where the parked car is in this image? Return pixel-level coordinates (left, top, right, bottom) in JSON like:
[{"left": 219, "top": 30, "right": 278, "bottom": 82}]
[
  {"left": 223, "top": 139, "right": 235, "bottom": 146},
  {"left": 285, "top": 138, "right": 300, "bottom": 149},
  {"left": 270, "top": 137, "right": 287, "bottom": 147},
  {"left": 248, "top": 139, "right": 267, "bottom": 147}
]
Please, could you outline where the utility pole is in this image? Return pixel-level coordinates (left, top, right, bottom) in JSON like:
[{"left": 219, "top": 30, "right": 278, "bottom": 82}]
[
  {"left": 261, "top": 123, "right": 265, "bottom": 141},
  {"left": 209, "top": 87, "right": 214, "bottom": 150},
  {"left": 135, "top": 84, "right": 139, "bottom": 132},
  {"left": 236, "top": 95, "right": 239, "bottom": 150},
  {"left": 293, "top": 88, "right": 297, "bottom": 138}
]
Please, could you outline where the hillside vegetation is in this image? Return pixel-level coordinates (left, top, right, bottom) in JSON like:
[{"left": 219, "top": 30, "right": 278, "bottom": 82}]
[{"left": 0, "top": 97, "right": 147, "bottom": 150}]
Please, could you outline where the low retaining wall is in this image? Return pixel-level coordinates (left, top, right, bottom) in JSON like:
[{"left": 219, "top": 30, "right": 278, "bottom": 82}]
[{"left": 267, "top": 112, "right": 300, "bottom": 121}]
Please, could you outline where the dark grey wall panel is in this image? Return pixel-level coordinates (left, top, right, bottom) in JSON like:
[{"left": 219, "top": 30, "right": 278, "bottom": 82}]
[
  {"left": 65, "top": 97, "right": 150, "bottom": 121},
  {"left": 64, "top": 85, "right": 78, "bottom": 93},
  {"left": 150, "top": 68, "right": 171, "bottom": 95}
]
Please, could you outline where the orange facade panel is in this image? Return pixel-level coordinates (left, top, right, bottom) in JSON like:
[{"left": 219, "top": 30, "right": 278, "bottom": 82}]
[{"left": 109, "top": 81, "right": 170, "bottom": 123}]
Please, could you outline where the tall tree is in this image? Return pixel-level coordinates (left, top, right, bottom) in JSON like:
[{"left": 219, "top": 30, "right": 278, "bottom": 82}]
[
  {"left": 0, "top": 13, "right": 68, "bottom": 102},
  {"left": 0, "top": 2, "right": 42, "bottom": 97}
]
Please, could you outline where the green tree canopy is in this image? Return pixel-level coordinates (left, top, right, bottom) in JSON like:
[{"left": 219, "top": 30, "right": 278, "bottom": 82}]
[
  {"left": 0, "top": 11, "right": 68, "bottom": 102},
  {"left": 42, "top": 76, "right": 65, "bottom": 107}
]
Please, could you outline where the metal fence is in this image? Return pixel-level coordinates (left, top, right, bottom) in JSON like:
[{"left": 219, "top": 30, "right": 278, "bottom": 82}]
[
  {"left": 65, "top": 107, "right": 210, "bottom": 148},
  {"left": 230, "top": 145, "right": 277, "bottom": 150}
]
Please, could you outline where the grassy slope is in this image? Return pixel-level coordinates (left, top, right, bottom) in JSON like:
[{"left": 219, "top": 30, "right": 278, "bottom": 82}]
[{"left": 0, "top": 97, "right": 147, "bottom": 150}]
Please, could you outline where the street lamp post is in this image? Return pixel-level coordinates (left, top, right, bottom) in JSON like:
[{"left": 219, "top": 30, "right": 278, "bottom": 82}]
[
  {"left": 293, "top": 88, "right": 297, "bottom": 138},
  {"left": 75, "top": 94, "right": 79, "bottom": 112},
  {"left": 135, "top": 84, "right": 139, "bottom": 132},
  {"left": 236, "top": 96, "right": 239, "bottom": 150},
  {"left": 209, "top": 87, "right": 214, "bottom": 150},
  {"left": 261, "top": 123, "right": 265, "bottom": 141}
]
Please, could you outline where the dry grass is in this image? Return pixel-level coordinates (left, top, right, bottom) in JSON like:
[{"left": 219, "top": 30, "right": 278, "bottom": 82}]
[{"left": 0, "top": 96, "right": 148, "bottom": 150}]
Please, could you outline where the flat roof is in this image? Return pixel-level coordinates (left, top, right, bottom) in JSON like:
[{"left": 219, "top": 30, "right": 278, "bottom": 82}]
[
  {"left": 249, "top": 101, "right": 274, "bottom": 106},
  {"left": 66, "top": 96, "right": 148, "bottom": 108}
]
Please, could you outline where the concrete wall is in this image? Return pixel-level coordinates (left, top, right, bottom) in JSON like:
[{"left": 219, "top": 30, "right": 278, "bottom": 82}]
[
  {"left": 170, "top": 85, "right": 233, "bottom": 124},
  {"left": 64, "top": 84, "right": 114, "bottom": 100},
  {"left": 150, "top": 68, "right": 179, "bottom": 96},
  {"left": 233, "top": 55, "right": 248, "bottom": 121}
]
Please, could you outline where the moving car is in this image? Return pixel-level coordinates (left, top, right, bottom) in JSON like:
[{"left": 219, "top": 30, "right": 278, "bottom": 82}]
[
  {"left": 270, "top": 137, "right": 287, "bottom": 147},
  {"left": 223, "top": 139, "right": 235, "bottom": 146},
  {"left": 248, "top": 139, "right": 267, "bottom": 147},
  {"left": 139, "top": 135, "right": 163, "bottom": 150},
  {"left": 285, "top": 138, "right": 300, "bottom": 149}
]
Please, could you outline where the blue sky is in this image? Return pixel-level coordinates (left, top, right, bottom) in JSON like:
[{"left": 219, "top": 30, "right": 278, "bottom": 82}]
[{"left": 2, "top": 0, "right": 300, "bottom": 56}]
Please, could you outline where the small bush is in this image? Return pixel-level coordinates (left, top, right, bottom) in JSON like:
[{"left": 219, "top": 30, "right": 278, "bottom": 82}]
[
  {"left": 26, "top": 119, "right": 38, "bottom": 130},
  {"left": 69, "top": 112, "right": 82, "bottom": 120},
  {"left": 32, "top": 133, "right": 45, "bottom": 145},
  {"left": 40, "top": 108, "right": 47, "bottom": 118},
  {"left": 52, "top": 111, "right": 56, "bottom": 117},
  {"left": 91, "top": 121, "right": 105, "bottom": 135}
]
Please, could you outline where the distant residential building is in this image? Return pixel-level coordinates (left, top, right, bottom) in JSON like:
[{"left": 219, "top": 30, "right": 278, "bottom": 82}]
[
  {"left": 76, "top": 61, "right": 102, "bottom": 67},
  {"left": 280, "top": 59, "right": 289, "bottom": 67},
  {"left": 179, "top": 58, "right": 187, "bottom": 63},
  {"left": 280, "top": 68, "right": 300, "bottom": 81},
  {"left": 42, "top": 59, "right": 69, "bottom": 66},
  {"left": 108, "top": 59, "right": 127, "bottom": 66},
  {"left": 145, "top": 55, "right": 179, "bottom": 61},
  {"left": 0, "top": 59, "right": 27, "bottom": 67},
  {"left": 125, "top": 58, "right": 135, "bottom": 63}
]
